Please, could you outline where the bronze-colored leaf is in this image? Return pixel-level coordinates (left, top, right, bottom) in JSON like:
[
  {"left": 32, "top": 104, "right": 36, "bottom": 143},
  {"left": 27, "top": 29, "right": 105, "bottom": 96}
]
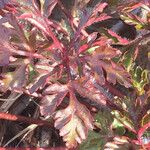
[{"left": 54, "top": 91, "right": 94, "bottom": 148}]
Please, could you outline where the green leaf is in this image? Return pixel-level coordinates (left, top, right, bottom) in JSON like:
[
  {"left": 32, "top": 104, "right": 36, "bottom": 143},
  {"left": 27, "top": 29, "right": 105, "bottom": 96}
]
[
  {"left": 87, "top": 46, "right": 99, "bottom": 54},
  {"left": 122, "top": 48, "right": 134, "bottom": 72},
  {"left": 132, "top": 67, "right": 149, "bottom": 95}
]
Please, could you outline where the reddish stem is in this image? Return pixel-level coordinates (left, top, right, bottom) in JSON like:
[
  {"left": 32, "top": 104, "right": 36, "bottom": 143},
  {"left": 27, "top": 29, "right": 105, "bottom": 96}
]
[{"left": 0, "top": 112, "right": 52, "bottom": 127}]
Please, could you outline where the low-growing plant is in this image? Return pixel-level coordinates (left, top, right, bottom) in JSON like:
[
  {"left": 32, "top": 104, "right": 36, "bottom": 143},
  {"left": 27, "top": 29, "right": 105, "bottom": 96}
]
[{"left": 0, "top": 0, "right": 149, "bottom": 149}]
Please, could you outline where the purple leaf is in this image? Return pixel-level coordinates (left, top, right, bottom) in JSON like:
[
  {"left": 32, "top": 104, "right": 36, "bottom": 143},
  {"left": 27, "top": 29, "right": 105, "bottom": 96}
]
[
  {"left": 28, "top": 73, "right": 50, "bottom": 94},
  {"left": 42, "top": 83, "right": 68, "bottom": 95},
  {"left": 10, "top": 64, "right": 27, "bottom": 90},
  {"left": 40, "top": 90, "right": 68, "bottom": 116},
  {"left": 40, "top": 83, "right": 68, "bottom": 116},
  {"left": 0, "top": 50, "right": 10, "bottom": 66}
]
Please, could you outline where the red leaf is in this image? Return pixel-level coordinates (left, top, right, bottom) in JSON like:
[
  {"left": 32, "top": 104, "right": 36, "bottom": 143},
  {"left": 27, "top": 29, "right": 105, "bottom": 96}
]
[
  {"left": 0, "top": 14, "right": 16, "bottom": 42},
  {"left": 90, "top": 45, "right": 121, "bottom": 60},
  {"left": 43, "top": 83, "right": 68, "bottom": 95},
  {"left": 85, "top": 13, "right": 111, "bottom": 28},
  {"left": 54, "top": 90, "right": 93, "bottom": 148},
  {"left": 41, "top": 93, "right": 68, "bottom": 116},
  {"left": 87, "top": 46, "right": 131, "bottom": 87},
  {"left": 107, "top": 29, "right": 129, "bottom": 44},
  {"left": 40, "top": 83, "right": 68, "bottom": 116},
  {"left": 73, "top": 79, "right": 107, "bottom": 106},
  {"left": 78, "top": 36, "right": 109, "bottom": 54},
  {"left": 77, "top": 2, "right": 110, "bottom": 35},
  {"left": 118, "top": 2, "right": 143, "bottom": 12},
  {"left": 92, "top": 2, "right": 108, "bottom": 16},
  {"left": 19, "top": 13, "right": 63, "bottom": 51},
  {"left": 28, "top": 73, "right": 50, "bottom": 94}
]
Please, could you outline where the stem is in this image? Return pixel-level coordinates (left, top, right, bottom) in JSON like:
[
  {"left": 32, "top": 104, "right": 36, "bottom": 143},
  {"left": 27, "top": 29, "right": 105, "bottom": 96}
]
[
  {"left": 63, "top": 50, "right": 73, "bottom": 81},
  {"left": 0, "top": 112, "right": 52, "bottom": 127}
]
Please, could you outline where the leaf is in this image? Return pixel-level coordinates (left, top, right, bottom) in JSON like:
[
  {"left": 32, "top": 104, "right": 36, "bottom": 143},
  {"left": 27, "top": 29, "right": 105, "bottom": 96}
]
[
  {"left": 142, "top": 113, "right": 150, "bottom": 126},
  {"left": 120, "top": 8, "right": 149, "bottom": 30},
  {"left": 106, "top": 61, "right": 131, "bottom": 87},
  {"left": 112, "top": 110, "right": 136, "bottom": 134},
  {"left": 87, "top": 32, "right": 98, "bottom": 44},
  {"left": 15, "top": 0, "right": 33, "bottom": 11},
  {"left": 79, "top": 3, "right": 111, "bottom": 29},
  {"left": 42, "top": 83, "right": 68, "bottom": 95},
  {"left": 104, "top": 136, "right": 138, "bottom": 150},
  {"left": 0, "top": 49, "right": 10, "bottom": 66},
  {"left": 0, "top": 14, "right": 15, "bottom": 42},
  {"left": 28, "top": 61, "right": 59, "bottom": 94},
  {"left": 122, "top": 45, "right": 136, "bottom": 72},
  {"left": 92, "top": 2, "right": 108, "bottom": 17},
  {"left": 76, "top": 2, "right": 110, "bottom": 37},
  {"left": 74, "top": 0, "right": 91, "bottom": 11},
  {"left": 19, "top": 7, "right": 63, "bottom": 50},
  {"left": 91, "top": 45, "right": 121, "bottom": 59},
  {"left": 107, "top": 29, "right": 129, "bottom": 44},
  {"left": 87, "top": 46, "right": 131, "bottom": 87},
  {"left": 78, "top": 36, "right": 108, "bottom": 54},
  {"left": 40, "top": 84, "right": 68, "bottom": 116},
  {"left": 28, "top": 73, "right": 50, "bottom": 94},
  {"left": 10, "top": 64, "right": 27, "bottom": 90},
  {"left": 119, "top": 2, "right": 143, "bottom": 12},
  {"left": 112, "top": 118, "right": 126, "bottom": 136},
  {"left": 85, "top": 13, "right": 111, "bottom": 28},
  {"left": 42, "top": 0, "right": 57, "bottom": 17},
  {"left": 54, "top": 91, "right": 93, "bottom": 148},
  {"left": 132, "top": 67, "right": 149, "bottom": 95},
  {"left": 85, "top": 2, "right": 110, "bottom": 27},
  {"left": 73, "top": 79, "right": 107, "bottom": 106}
]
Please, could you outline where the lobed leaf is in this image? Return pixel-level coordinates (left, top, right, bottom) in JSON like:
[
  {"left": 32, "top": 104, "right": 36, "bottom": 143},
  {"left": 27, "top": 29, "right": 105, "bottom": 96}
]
[
  {"left": 40, "top": 83, "right": 68, "bottom": 116},
  {"left": 54, "top": 90, "right": 94, "bottom": 148},
  {"left": 73, "top": 79, "right": 107, "bottom": 106},
  {"left": 87, "top": 46, "right": 131, "bottom": 87},
  {"left": 40, "top": 89, "right": 68, "bottom": 116},
  {"left": 28, "top": 73, "right": 50, "bottom": 94}
]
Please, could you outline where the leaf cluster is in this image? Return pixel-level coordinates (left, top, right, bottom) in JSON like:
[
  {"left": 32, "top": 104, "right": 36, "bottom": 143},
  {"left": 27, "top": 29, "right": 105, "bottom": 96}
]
[{"left": 0, "top": 0, "right": 149, "bottom": 149}]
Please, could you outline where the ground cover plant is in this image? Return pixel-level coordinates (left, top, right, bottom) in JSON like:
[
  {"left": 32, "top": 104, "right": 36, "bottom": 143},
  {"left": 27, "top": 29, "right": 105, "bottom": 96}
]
[{"left": 0, "top": 0, "right": 149, "bottom": 149}]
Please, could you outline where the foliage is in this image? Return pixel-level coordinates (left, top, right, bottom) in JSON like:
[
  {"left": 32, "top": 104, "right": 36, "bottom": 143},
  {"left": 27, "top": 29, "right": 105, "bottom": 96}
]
[{"left": 0, "top": 0, "right": 149, "bottom": 149}]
